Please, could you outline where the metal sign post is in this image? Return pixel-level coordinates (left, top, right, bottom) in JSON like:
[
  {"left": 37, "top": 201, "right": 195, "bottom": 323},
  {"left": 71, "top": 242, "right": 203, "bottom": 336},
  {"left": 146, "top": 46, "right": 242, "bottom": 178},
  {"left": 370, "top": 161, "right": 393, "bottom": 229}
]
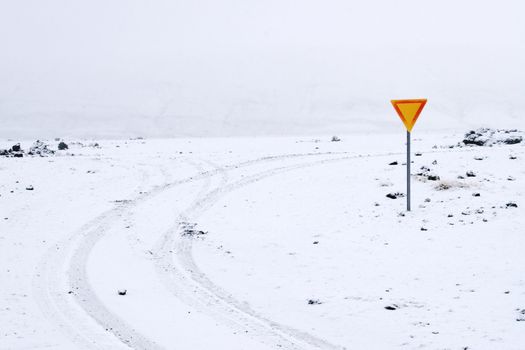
[
  {"left": 406, "top": 130, "right": 411, "bottom": 211},
  {"left": 391, "top": 99, "right": 427, "bottom": 211}
]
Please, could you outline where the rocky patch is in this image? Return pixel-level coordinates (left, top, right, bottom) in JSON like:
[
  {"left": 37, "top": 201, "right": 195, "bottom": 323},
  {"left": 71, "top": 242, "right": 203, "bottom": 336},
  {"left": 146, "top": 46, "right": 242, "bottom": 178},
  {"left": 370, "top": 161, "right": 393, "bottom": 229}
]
[{"left": 463, "top": 128, "right": 522, "bottom": 146}]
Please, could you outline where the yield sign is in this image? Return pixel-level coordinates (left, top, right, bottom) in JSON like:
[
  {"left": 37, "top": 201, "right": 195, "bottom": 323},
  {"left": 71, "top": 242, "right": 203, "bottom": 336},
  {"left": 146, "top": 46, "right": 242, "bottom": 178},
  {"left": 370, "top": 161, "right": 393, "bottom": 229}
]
[{"left": 391, "top": 99, "right": 427, "bottom": 132}]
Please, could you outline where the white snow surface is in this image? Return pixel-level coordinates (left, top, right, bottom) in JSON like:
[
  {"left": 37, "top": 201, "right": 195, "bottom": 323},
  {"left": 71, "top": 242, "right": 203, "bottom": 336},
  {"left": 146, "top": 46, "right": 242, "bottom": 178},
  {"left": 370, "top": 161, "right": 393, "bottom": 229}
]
[{"left": 1, "top": 131, "right": 524, "bottom": 349}]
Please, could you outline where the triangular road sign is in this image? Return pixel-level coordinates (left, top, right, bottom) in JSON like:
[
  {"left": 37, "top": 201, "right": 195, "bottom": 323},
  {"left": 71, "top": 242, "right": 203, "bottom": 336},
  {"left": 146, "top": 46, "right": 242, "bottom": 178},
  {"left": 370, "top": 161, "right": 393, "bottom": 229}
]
[{"left": 391, "top": 99, "right": 427, "bottom": 132}]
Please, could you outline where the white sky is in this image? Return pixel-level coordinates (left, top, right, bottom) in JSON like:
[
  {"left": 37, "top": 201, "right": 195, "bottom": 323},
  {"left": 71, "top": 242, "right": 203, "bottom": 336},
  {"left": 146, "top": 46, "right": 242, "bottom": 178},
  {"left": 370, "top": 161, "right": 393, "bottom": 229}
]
[{"left": 1, "top": 0, "right": 524, "bottom": 137}]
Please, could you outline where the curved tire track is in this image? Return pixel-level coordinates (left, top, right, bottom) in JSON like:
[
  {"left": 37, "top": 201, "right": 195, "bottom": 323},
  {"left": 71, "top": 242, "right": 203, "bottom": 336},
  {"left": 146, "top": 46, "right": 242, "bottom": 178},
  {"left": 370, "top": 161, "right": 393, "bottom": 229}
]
[{"left": 32, "top": 147, "right": 480, "bottom": 350}]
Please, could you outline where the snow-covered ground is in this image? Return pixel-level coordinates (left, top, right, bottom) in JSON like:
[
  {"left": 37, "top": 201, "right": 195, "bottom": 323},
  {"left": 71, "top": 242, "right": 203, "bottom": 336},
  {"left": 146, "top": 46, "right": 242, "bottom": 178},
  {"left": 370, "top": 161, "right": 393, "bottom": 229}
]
[{"left": 1, "top": 130, "right": 524, "bottom": 349}]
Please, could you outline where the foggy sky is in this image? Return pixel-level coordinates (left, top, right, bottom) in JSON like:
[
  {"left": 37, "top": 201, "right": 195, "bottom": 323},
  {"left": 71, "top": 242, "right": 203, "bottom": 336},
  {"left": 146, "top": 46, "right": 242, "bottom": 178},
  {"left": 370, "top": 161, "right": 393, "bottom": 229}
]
[{"left": 1, "top": 0, "right": 524, "bottom": 138}]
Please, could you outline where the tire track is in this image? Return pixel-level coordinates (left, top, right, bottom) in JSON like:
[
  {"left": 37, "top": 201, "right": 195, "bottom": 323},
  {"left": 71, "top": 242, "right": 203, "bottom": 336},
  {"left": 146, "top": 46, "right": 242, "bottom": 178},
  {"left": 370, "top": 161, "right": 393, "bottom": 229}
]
[
  {"left": 155, "top": 146, "right": 491, "bottom": 349},
  {"left": 32, "top": 147, "right": 482, "bottom": 350},
  {"left": 154, "top": 153, "right": 370, "bottom": 350}
]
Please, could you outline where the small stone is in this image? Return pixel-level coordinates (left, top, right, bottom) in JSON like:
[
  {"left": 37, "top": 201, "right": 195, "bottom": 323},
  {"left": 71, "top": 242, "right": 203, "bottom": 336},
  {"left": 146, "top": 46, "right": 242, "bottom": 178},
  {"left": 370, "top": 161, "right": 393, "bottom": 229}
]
[
  {"left": 331, "top": 136, "right": 341, "bottom": 142},
  {"left": 58, "top": 141, "right": 69, "bottom": 150},
  {"left": 466, "top": 171, "right": 476, "bottom": 177},
  {"left": 118, "top": 289, "right": 127, "bottom": 296},
  {"left": 432, "top": 160, "right": 438, "bottom": 165},
  {"left": 11, "top": 143, "right": 21, "bottom": 152},
  {"left": 386, "top": 192, "right": 405, "bottom": 199},
  {"left": 415, "top": 152, "right": 422, "bottom": 156},
  {"left": 313, "top": 241, "right": 319, "bottom": 245},
  {"left": 507, "top": 176, "right": 515, "bottom": 181},
  {"left": 420, "top": 227, "right": 428, "bottom": 231},
  {"left": 308, "top": 299, "right": 322, "bottom": 305},
  {"left": 424, "top": 198, "right": 431, "bottom": 203},
  {"left": 384, "top": 305, "right": 398, "bottom": 310},
  {"left": 26, "top": 185, "right": 34, "bottom": 191},
  {"left": 509, "top": 155, "right": 517, "bottom": 160},
  {"left": 389, "top": 161, "right": 398, "bottom": 165},
  {"left": 472, "top": 193, "right": 481, "bottom": 197},
  {"left": 517, "top": 309, "right": 525, "bottom": 322},
  {"left": 506, "top": 202, "right": 518, "bottom": 208}
]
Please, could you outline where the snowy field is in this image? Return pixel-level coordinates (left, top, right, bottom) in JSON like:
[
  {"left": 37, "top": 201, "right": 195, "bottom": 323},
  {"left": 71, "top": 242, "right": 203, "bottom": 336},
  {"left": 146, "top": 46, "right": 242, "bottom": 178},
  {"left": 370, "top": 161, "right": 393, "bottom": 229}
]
[
  {"left": 1, "top": 130, "right": 524, "bottom": 350},
  {"left": 2, "top": 0, "right": 524, "bottom": 349}
]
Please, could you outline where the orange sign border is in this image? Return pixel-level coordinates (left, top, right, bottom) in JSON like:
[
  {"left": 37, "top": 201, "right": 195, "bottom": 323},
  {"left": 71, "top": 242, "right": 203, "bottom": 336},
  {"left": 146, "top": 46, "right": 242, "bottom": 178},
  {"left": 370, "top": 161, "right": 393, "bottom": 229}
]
[{"left": 391, "top": 99, "right": 427, "bottom": 132}]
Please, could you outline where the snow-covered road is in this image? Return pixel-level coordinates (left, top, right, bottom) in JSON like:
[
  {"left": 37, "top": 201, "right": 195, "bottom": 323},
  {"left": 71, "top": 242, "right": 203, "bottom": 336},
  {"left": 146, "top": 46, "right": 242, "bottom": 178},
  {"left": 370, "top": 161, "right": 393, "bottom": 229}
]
[{"left": 1, "top": 133, "right": 524, "bottom": 349}]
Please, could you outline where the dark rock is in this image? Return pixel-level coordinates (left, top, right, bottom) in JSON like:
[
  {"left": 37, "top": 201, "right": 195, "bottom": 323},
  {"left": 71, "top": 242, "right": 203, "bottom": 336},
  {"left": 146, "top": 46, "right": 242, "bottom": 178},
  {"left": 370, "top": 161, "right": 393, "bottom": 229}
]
[
  {"left": 506, "top": 202, "right": 518, "bottom": 208},
  {"left": 389, "top": 161, "right": 398, "bottom": 165},
  {"left": 313, "top": 241, "right": 319, "bottom": 245},
  {"left": 420, "top": 227, "right": 428, "bottom": 231},
  {"left": 466, "top": 171, "right": 476, "bottom": 177},
  {"left": 26, "top": 185, "right": 34, "bottom": 191},
  {"left": 11, "top": 143, "right": 21, "bottom": 152},
  {"left": 418, "top": 166, "right": 431, "bottom": 173},
  {"left": 58, "top": 141, "right": 69, "bottom": 150},
  {"left": 415, "top": 152, "right": 422, "bottom": 156},
  {"left": 463, "top": 130, "right": 488, "bottom": 146},
  {"left": 331, "top": 136, "right": 341, "bottom": 142},
  {"left": 463, "top": 128, "right": 523, "bottom": 146},
  {"left": 416, "top": 166, "right": 439, "bottom": 181},
  {"left": 384, "top": 305, "right": 398, "bottom": 310},
  {"left": 503, "top": 136, "right": 522, "bottom": 145},
  {"left": 472, "top": 193, "right": 481, "bottom": 197},
  {"left": 308, "top": 299, "right": 322, "bottom": 305},
  {"left": 386, "top": 192, "right": 405, "bottom": 199},
  {"left": 118, "top": 289, "right": 127, "bottom": 296},
  {"left": 180, "top": 222, "right": 207, "bottom": 236},
  {"left": 517, "top": 309, "right": 525, "bottom": 322}
]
